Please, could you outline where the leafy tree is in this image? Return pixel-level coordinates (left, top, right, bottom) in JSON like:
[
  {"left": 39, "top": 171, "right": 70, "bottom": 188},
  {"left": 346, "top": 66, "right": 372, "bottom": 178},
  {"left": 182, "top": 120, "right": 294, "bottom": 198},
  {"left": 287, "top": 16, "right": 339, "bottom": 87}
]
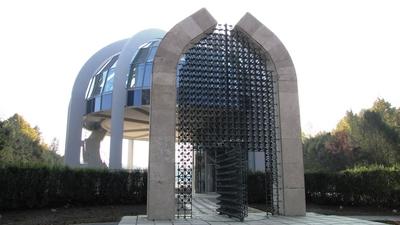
[
  {"left": 303, "top": 132, "right": 333, "bottom": 172},
  {"left": 371, "top": 98, "right": 399, "bottom": 128},
  {"left": 303, "top": 98, "right": 400, "bottom": 172},
  {"left": 49, "top": 137, "right": 59, "bottom": 154},
  {"left": 0, "top": 114, "right": 62, "bottom": 166},
  {"left": 303, "top": 131, "right": 357, "bottom": 172}
]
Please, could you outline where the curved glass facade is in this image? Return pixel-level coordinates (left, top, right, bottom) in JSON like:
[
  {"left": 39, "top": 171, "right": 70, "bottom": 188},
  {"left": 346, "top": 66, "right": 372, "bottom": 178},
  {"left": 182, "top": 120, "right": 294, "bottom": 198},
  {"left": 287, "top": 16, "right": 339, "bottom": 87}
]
[
  {"left": 126, "top": 39, "right": 161, "bottom": 107},
  {"left": 85, "top": 39, "right": 162, "bottom": 114},
  {"left": 86, "top": 54, "right": 119, "bottom": 114}
]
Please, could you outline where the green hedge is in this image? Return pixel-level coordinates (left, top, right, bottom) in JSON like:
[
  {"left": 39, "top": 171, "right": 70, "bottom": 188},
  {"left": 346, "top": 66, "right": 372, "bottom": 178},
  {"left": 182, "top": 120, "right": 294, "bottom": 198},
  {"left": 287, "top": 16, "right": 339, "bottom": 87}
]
[
  {"left": 2, "top": 165, "right": 398, "bottom": 210},
  {"left": 305, "top": 168, "right": 400, "bottom": 208},
  {"left": 0, "top": 165, "right": 147, "bottom": 210},
  {"left": 248, "top": 168, "right": 400, "bottom": 208}
]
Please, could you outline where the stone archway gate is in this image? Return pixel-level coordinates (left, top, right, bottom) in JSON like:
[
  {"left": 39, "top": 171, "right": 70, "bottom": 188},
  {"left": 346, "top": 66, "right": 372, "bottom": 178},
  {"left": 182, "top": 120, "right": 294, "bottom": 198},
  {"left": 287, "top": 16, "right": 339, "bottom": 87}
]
[{"left": 147, "top": 8, "right": 305, "bottom": 220}]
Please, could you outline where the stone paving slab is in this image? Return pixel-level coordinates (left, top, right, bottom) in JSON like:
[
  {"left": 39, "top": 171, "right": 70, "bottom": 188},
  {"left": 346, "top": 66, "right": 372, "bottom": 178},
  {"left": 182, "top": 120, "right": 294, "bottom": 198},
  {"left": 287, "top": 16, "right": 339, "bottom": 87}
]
[
  {"left": 119, "top": 213, "right": 386, "bottom": 225},
  {"left": 119, "top": 193, "right": 393, "bottom": 225},
  {"left": 74, "top": 223, "right": 118, "bottom": 225},
  {"left": 348, "top": 215, "right": 400, "bottom": 221}
]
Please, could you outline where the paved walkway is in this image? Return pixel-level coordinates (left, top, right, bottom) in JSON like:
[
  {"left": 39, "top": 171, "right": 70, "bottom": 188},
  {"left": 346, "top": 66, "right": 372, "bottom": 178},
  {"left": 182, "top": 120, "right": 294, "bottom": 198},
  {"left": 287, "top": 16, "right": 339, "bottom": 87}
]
[
  {"left": 119, "top": 194, "right": 392, "bottom": 225},
  {"left": 121, "top": 213, "right": 388, "bottom": 225},
  {"left": 348, "top": 215, "right": 400, "bottom": 222}
]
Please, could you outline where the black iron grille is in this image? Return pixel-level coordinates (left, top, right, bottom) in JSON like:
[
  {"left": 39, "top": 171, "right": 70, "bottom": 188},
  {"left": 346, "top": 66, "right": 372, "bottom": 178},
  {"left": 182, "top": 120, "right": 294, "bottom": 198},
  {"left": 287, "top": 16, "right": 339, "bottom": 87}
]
[{"left": 176, "top": 24, "right": 280, "bottom": 220}]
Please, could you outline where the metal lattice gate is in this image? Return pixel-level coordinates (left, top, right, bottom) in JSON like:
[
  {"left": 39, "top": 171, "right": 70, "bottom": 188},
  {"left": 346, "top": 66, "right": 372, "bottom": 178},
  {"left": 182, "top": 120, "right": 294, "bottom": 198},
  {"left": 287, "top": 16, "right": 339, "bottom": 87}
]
[
  {"left": 176, "top": 24, "right": 280, "bottom": 220},
  {"left": 215, "top": 143, "right": 248, "bottom": 221}
]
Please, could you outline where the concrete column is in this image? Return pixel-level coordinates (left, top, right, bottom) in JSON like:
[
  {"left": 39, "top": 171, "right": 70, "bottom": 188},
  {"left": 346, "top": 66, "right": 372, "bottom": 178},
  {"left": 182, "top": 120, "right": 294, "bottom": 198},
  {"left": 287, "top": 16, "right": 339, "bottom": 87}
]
[
  {"left": 109, "top": 30, "right": 165, "bottom": 169},
  {"left": 236, "top": 13, "right": 306, "bottom": 216},
  {"left": 65, "top": 39, "right": 127, "bottom": 167},
  {"left": 148, "top": 8, "right": 217, "bottom": 220},
  {"left": 65, "top": 101, "right": 83, "bottom": 167},
  {"left": 127, "top": 140, "right": 134, "bottom": 170}
]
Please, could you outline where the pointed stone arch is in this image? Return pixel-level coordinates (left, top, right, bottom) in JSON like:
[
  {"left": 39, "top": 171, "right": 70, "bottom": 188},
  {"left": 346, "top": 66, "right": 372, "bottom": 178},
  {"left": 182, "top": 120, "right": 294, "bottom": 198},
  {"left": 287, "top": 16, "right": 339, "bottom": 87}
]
[
  {"left": 147, "top": 8, "right": 217, "bottom": 220},
  {"left": 235, "top": 13, "right": 305, "bottom": 216},
  {"left": 148, "top": 9, "right": 305, "bottom": 219}
]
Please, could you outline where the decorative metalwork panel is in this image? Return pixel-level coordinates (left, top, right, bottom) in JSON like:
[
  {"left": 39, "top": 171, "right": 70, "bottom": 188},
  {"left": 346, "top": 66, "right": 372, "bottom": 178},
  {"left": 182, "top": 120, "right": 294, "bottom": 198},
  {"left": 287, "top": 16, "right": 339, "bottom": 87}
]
[
  {"left": 176, "top": 24, "right": 279, "bottom": 219},
  {"left": 176, "top": 142, "right": 193, "bottom": 218},
  {"left": 215, "top": 143, "right": 248, "bottom": 221}
]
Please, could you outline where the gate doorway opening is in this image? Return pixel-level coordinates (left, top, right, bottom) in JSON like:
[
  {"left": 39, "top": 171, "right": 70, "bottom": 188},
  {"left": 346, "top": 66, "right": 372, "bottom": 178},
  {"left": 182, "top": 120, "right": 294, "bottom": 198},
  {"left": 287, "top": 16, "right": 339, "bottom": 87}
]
[{"left": 175, "top": 24, "right": 280, "bottom": 221}]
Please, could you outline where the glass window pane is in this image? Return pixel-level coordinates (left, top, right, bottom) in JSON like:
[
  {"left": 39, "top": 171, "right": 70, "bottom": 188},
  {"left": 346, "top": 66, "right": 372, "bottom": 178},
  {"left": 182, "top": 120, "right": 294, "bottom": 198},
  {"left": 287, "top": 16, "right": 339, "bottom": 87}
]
[
  {"left": 152, "top": 39, "right": 161, "bottom": 47},
  {"left": 96, "top": 61, "right": 109, "bottom": 76},
  {"left": 128, "top": 67, "right": 136, "bottom": 89},
  {"left": 102, "top": 54, "right": 118, "bottom": 72},
  {"left": 86, "top": 77, "right": 95, "bottom": 99},
  {"left": 100, "top": 71, "right": 107, "bottom": 92},
  {"left": 143, "top": 63, "right": 152, "bottom": 88},
  {"left": 88, "top": 54, "right": 119, "bottom": 98},
  {"left": 101, "top": 93, "right": 112, "bottom": 110},
  {"left": 147, "top": 47, "right": 157, "bottom": 62},
  {"left": 94, "top": 96, "right": 101, "bottom": 112},
  {"left": 134, "top": 89, "right": 142, "bottom": 106},
  {"left": 141, "top": 89, "right": 150, "bottom": 105},
  {"left": 103, "top": 69, "right": 114, "bottom": 93},
  {"left": 110, "top": 58, "right": 118, "bottom": 69},
  {"left": 132, "top": 48, "right": 150, "bottom": 65},
  {"left": 135, "top": 64, "right": 145, "bottom": 88},
  {"left": 90, "top": 72, "right": 106, "bottom": 98},
  {"left": 86, "top": 98, "right": 95, "bottom": 114},
  {"left": 127, "top": 90, "right": 134, "bottom": 106}
]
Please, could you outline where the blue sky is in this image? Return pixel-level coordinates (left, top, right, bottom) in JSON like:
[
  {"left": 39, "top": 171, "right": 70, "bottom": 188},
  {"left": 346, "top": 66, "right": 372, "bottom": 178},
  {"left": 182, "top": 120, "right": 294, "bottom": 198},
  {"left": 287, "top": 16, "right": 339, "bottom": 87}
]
[{"left": 0, "top": 0, "right": 399, "bottom": 161}]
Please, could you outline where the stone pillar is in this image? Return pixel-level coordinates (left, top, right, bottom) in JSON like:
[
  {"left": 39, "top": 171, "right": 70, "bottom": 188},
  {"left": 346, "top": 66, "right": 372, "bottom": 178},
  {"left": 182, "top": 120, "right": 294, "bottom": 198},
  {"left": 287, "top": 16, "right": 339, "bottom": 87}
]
[
  {"left": 148, "top": 8, "right": 217, "bottom": 220},
  {"left": 236, "top": 13, "right": 306, "bottom": 216},
  {"left": 127, "top": 140, "right": 134, "bottom": 170}
]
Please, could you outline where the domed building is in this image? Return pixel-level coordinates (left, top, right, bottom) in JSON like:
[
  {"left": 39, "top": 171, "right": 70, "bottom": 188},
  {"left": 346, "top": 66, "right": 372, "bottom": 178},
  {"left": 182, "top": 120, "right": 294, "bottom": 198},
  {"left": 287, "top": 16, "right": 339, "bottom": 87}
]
[
  {"left": 82, "top": 30, "right": 165, "bottom": 168},
  {"left": 65, "top": 29, "right": 165, "bottom": 168},
  {"left": 65, "top": 8, "right": 305, "bottom": 220}
]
